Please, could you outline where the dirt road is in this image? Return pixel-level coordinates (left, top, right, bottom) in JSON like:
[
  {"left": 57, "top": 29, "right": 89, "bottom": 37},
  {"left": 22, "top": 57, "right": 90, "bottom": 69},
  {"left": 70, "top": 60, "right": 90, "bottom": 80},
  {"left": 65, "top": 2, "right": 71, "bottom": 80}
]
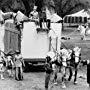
[{"left": 0, "top": 65, "right": 89, "bottom": 90}]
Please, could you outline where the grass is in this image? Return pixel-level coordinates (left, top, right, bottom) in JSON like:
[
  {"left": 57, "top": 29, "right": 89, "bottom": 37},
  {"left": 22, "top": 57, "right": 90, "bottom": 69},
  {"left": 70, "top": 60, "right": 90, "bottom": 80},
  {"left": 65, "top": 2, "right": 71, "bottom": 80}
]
[{"left": 61, "top": 28, "right": 90, "bottom": 60}]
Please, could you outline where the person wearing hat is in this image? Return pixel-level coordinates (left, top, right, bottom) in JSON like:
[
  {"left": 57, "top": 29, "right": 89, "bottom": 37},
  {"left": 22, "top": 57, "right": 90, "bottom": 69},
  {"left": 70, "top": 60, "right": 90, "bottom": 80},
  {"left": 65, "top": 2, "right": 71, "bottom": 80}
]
[
  {"left": 44, "top": 54, "right": 53, "bottom": 90},
  {"left": 29, "top": 5, "right": 39, "bottom": 20},
  {"left": 14, "top": 50, "right": 25, "bottom": 81}
]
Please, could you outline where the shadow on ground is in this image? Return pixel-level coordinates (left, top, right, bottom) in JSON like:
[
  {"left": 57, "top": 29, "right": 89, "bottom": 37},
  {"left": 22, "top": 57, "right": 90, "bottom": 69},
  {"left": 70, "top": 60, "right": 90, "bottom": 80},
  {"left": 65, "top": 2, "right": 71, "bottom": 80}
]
[{"left": 24, "top": 64, "right": 45, "bottom": 73}]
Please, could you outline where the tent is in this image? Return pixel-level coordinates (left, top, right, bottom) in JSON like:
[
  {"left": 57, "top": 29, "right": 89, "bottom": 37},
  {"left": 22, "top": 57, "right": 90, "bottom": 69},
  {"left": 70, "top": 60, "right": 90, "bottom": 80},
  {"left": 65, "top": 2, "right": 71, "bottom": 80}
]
[{"left": 66, "top": 9, "right": 90, "bottom": 18}]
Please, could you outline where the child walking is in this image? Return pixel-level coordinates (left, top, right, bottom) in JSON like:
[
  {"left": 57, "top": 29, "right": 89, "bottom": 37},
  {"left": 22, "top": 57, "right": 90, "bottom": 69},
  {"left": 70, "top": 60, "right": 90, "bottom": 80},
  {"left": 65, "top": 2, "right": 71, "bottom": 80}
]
[{"left": 14, "top": 50, "right": 25, "bottom": 81}]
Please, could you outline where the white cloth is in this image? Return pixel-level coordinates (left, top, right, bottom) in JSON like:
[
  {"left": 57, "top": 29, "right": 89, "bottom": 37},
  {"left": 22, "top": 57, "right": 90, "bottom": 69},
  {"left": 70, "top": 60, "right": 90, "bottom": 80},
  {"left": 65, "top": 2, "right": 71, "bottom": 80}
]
[
  {"left": 48, "top": 30, "right": 57, "bottom": 38},
  {"left": 48, "top": 23, "right": 62, "bottom": 38}
]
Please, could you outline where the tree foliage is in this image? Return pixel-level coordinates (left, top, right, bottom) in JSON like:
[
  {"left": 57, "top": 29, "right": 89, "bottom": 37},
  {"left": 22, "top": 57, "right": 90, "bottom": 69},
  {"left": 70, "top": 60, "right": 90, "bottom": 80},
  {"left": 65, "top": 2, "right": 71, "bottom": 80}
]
[
  {"left": 53, "top": 0, "right": 85, "bottom": 18},
  {"left": 0, "top": 0, "right": 90, "bottom": 17}
]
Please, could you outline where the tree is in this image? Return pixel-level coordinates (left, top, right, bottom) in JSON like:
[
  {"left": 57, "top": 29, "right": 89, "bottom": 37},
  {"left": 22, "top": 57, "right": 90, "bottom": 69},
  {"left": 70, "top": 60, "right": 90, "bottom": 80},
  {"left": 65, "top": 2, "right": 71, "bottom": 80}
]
[
  {"left": 0, "top": 0, "right": 90, "bottom": 17},
  {"left": 53, "top": 0, "right": 85, "bottom": 18},
  {"left": 21, "top": 0, "right": 35, "bottom": 16},
  {"left": 45, "top": 0, "right": 87, "bottom": 31},
  {"left": 0, "top": 0, "right": 26, "bottom": 13}
]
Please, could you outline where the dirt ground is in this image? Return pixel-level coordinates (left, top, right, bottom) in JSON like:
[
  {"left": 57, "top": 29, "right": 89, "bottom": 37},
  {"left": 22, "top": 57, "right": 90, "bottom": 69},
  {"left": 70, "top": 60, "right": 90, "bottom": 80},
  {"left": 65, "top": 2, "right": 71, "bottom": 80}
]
[{"left": 0, "top": 65, "right": 89, "bottom": 90}]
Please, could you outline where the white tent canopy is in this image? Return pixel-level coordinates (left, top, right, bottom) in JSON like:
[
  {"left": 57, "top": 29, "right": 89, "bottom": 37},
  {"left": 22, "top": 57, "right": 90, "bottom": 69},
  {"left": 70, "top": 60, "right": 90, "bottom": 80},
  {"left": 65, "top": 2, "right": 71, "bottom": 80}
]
[{"left": 66, "top": 9, "right": 90, "bottom": 18}]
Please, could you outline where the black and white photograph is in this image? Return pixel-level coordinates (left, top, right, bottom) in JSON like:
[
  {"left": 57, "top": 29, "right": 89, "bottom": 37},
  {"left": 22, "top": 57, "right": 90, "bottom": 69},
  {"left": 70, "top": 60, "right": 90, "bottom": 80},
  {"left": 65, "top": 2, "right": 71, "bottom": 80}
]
[{"left": 0, "top": 0, "right": 90, "bottom": 90}]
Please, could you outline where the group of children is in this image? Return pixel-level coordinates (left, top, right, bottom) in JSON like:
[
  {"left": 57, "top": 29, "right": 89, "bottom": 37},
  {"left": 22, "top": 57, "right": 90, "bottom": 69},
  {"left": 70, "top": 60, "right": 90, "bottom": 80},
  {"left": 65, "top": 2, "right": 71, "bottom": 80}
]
[{"left": 0, "top": 50, "right": 25, "bottom": 81}]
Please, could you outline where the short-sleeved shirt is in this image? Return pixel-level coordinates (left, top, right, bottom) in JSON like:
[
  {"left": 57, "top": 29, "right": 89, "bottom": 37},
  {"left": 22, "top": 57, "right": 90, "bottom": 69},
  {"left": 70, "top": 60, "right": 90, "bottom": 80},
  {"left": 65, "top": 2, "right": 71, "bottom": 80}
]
[{"left": 14, "top": 54, "right": 22, "bottom": 67}]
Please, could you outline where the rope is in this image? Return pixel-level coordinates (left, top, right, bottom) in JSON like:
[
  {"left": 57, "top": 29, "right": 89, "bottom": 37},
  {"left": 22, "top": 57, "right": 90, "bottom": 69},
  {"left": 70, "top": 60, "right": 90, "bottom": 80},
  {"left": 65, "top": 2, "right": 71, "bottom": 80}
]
[{"left": 50, "top": 44, "right": 60, "bottom": 57}]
